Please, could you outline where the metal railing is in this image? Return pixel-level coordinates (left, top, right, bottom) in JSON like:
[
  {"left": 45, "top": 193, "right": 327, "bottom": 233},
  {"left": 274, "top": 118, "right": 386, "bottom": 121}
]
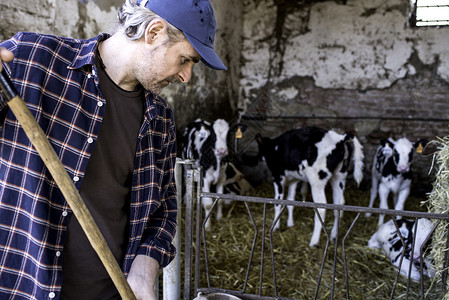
[{"left": 176, "top": 161, "right": 449, "bottom": 300}]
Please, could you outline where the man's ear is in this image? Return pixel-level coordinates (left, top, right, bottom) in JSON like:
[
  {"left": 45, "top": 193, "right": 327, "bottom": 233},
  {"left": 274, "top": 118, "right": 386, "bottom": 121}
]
[{"left": 144, "top": 19, "right": 167, "bottom": 45}]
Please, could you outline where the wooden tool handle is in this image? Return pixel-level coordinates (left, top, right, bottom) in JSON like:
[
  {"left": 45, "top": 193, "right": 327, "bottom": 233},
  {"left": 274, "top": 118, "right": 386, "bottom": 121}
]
[{"left": 0, "top": 69, "right": 137, "bottom": 300}]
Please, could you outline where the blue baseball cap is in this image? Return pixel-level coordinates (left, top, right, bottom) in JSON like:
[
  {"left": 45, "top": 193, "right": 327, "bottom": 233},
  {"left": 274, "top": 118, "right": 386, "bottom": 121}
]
[{"left": 136, "top": 0, "right": 227, "bottom": 71}]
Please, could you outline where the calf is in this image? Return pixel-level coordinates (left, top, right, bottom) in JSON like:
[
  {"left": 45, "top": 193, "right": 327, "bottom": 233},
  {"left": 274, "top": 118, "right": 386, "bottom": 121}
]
[
  {"left": 368, "top": 218, "right": 435, "bottom": 282},
  {"left": 366, "top": 137, "right": 427, "bottom": 226},
  {"left": 182, "top": 118, "right": 230, "bottom": 229},
  {"left": 256, "top": 126, "right": 364, "bottom": 247}
]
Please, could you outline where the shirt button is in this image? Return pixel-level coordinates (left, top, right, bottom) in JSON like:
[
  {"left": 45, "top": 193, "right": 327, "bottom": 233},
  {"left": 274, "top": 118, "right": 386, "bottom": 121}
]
[
  {"left": 49, "top": 292, "right": 55, "bottom": 298},
  {"left": 97, "top": 101, "right": 103, "bottom": 107},
  {"left": 56, "top": 251, "right": 61, "bottom": 257},
  {"left": 87, "top": 137, "right": 94, "bottom": 144},
  {"left": 73, "top": 176, "right": 80, "bottom": 182},
  {"left": 62, "top": 211, "right": 68, "bottom": 217}
]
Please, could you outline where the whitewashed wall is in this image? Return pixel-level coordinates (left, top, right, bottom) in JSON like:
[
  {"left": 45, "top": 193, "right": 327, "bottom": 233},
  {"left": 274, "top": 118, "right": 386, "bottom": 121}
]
[{"left": 240, "top": 0, "right": 449, "bottom": 100}]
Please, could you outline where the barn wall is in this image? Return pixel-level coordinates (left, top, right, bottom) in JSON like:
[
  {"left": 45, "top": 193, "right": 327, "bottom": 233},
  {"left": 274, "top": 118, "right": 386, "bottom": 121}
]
[
  {"left": 0, "top": 0, "right": 120, "bottom": 40},
  {"left": 237, "top": 0, "right": 449, "bottom": 192}
]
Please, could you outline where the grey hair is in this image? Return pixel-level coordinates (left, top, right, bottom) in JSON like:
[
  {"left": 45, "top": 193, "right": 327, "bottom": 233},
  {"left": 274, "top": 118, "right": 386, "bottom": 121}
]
[{"left": 113, "top": 0, "right": 186, "bottom": 43}]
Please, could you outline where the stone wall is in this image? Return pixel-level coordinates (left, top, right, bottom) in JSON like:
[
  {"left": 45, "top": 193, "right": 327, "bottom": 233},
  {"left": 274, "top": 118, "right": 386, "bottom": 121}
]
[
  {"left": 0, "top": 0, "right": 119, "bottom": 40},
  {"left": 237, "top": 0, "right": 449, "bottom": 192}
]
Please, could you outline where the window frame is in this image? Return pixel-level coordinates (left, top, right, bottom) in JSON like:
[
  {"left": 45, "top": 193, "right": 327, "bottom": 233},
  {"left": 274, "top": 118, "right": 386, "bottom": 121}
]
[{"left": 409, "top": 0, "right": 449, "bottom": 28}]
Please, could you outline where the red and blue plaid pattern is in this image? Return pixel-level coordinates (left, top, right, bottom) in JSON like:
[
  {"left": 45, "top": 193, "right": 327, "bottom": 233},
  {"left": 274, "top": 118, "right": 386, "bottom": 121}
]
[{"left": 0, "top": 32, "right": 177, "bottom": 299}]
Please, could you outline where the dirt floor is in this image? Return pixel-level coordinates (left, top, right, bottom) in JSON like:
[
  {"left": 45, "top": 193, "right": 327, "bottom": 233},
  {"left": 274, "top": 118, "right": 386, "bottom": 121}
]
[{"left": 187, "top": 181, "right": 445, "bottom": 300}]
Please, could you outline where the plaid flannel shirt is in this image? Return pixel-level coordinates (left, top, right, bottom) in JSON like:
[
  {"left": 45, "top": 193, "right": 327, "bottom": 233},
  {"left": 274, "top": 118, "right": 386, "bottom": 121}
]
[{"left": 0, "top": 32, "right": 177, "bottom": 299}]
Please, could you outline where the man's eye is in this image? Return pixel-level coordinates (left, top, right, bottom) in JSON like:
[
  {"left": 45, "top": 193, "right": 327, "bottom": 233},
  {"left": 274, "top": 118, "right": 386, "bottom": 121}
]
[{"left": 182, "top": 58, "right": 190, "bottom": 64}]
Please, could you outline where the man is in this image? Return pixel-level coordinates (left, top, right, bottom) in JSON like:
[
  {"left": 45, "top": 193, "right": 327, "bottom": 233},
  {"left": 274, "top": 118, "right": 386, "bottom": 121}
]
[{"left": 0, "top": 0, "right": 226, "bottom": 299}]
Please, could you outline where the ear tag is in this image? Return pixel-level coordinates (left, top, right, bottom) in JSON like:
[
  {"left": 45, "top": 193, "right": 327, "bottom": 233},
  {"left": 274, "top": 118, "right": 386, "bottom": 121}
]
[
  {"left": 236, "top": 127, "right": 243, "bottom": 139},
  {"left": 416, "top": 143, "right": 423, "bottom": 154},
  {"left": 199, "top": 127, "right": 207, "bottom": 138}
]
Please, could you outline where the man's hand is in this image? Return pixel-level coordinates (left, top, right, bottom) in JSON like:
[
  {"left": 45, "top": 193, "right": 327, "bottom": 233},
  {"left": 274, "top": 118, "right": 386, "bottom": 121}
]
[
  {"left": 0, "top": 48, "right": 14, "bottom": 71},
  {"left": 127, "top": 255, "right": 160, "bottom": 300}
]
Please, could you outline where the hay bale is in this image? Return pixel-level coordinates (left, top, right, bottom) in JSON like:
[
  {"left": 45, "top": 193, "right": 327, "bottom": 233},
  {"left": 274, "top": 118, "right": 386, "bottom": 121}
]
[{"left": 426, "top": 135, "right": 449, "bottom": 299}]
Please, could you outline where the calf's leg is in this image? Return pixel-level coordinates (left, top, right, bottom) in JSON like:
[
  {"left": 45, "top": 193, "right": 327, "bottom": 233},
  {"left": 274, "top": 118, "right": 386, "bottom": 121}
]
[
  {"left": 202, "top": 178, "right": 214, "bottom": 230},
  {"left": 394, "top": 179, "right": 411, "bottom": 213},
  {"left": 377, "top": 182, "right": 390, "bottom": 227},
  {"left": 330, "top": 173, "right": 346, "bottom": 241},
  {"left": 286, "top": 181, "right": 299, "bottom": 227},
  {"left": 273, "top": 181, "right": 284, "bottom": 231},
  {"left": 309, "top": 181, "right": 328, "bottom": 247}
]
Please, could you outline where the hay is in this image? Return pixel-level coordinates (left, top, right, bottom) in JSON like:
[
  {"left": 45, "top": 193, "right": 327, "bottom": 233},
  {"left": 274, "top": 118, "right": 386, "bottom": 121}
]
[
  {"left": 192, "top": 182, "right": 445, "bottom": 299},
  {"left": 426, "top": 135, "right": 449, "bottom": 300}
]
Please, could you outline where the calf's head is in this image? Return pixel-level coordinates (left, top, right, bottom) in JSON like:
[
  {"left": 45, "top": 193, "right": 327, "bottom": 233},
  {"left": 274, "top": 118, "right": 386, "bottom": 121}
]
[
  {"left": 213, "top": 119, "right": 230, "bottom": 158},
  {"left": 381, "top": 137, "right": 427, "bottom": 173}
]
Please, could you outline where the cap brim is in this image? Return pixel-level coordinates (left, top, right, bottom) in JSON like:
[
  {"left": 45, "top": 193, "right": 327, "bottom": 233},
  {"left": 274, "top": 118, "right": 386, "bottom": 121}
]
[{"left": 184, "top": 32, "right": 227, "bottom": 71}]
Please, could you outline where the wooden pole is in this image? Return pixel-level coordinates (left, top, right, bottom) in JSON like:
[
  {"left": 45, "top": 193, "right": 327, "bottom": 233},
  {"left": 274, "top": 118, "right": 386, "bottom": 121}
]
[{"left": 0, "top": 69, "right": 136, "bottom": 300}]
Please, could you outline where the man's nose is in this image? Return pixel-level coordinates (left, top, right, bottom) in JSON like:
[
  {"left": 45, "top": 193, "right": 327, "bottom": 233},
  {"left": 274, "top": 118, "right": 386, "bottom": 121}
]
[{"left": 178, "top": 65, "right": 193, "bottom": 83}]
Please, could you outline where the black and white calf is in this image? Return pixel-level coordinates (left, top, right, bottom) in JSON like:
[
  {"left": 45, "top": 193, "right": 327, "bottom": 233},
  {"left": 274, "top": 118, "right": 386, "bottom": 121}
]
[
  {"left": 368, "top": 218, "right": 435, "bottom": 282},
  {"left": 366, "top": 137, "right": 427, "bottom": 227},
  {"left": 256, "top": 126, "right": 364, "bottom": 247},
  {"left": 182, "top": 118, "right": 230, "bottom": 229}
]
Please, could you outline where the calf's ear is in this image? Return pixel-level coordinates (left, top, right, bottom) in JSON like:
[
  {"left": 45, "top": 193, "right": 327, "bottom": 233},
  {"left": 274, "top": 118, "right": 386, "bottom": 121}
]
[
  {"left": 380, "top": 138, "right": 389, "bottom": 147},
  {"left": 255, "top": 133, "right": 263, "bottom": 144},
  {"left": 414, "top": 139, "right": 428, "bottom": 154}
]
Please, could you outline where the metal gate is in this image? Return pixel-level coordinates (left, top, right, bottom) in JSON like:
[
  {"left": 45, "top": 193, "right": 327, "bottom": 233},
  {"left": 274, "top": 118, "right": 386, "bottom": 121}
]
[{"left": 176, "top": 161, "right": 449, "bottom": 300}]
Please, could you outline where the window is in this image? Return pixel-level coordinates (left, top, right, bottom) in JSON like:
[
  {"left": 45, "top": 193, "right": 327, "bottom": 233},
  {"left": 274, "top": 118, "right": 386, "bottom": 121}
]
[{"left": 410, "top": 0, "right": 449, "bottom": 27}]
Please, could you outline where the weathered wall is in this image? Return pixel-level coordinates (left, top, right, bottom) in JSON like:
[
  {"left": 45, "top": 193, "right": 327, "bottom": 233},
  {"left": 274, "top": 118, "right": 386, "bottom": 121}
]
[
  {"left": 0, "top": 0, "right": 119, "bottom": 40},
  {"left": 237, "top": 0, "right": 449, "bottom": 192}
]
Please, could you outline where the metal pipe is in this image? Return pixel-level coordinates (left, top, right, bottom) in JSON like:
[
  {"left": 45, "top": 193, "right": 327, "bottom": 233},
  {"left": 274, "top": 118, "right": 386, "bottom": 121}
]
[{"left": 162, "top": 159, "right": 183, "bottom": 300}]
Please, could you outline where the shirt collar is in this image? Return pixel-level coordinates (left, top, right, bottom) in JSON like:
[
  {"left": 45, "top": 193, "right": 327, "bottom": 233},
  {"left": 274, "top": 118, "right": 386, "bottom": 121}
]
[
  {"left": 67, "top": 33, "right": 165, "bottom": 122},
  {"left": 68, "top": 33, "right": 110, "bottom": 70}
]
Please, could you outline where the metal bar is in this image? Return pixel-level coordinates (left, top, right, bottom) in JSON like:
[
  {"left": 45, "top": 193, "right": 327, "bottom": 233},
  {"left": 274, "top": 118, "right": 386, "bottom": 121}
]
[
  {"left": 163, "top": 159, "right": 183, "bottom": 300},
  {"left": 198, "top": 287, "right": 296, "bottom": 300},
  {"left": 259, "top": 203, "right": 267, "bottom": 297},
  {"left": 202, "top": 198, "right": 221, "bottom": 288},
  {"left": 194, "top": 167, "right": 203, "bottom": 294},
  {"left": 420, "top": 220, "right": 440, "bottom": 299},
  {"left": 389, "top": 218, "right": 406, "bottom": 300},
  {"left": 331, "top": 210, "right": 341, "bottom": 300},
  {"left": 405, "top": 218, "right": 419, "bottom": 300},
  {"left": 417, "top": 5, "right": 449, "bottom": 8},
  {"left": 242, "top": 202, "right": 258, "bottom": 293},
  {"left": 442, "top": 224, "right": 449, "bottom": 292},
  {"left": 183, "top": 166, "right": 194, "bottom": 300},
  {"left": 200, "top": 192, "right": 449, "bottom": 221},
  {"left": 269, "top": 205, "right": 286, "bottom": 297},
  {"left": 313, "top": 208, "right": 330, "bottom": 300},
  {"left": 342, "top": 213, "right": 361, "bottom": 300}
]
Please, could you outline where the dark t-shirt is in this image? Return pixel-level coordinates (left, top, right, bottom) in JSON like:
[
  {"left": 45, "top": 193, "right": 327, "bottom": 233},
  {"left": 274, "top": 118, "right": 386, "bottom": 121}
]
[{"left": 60, "top": 52, "right": 144, "bottom": 299}]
